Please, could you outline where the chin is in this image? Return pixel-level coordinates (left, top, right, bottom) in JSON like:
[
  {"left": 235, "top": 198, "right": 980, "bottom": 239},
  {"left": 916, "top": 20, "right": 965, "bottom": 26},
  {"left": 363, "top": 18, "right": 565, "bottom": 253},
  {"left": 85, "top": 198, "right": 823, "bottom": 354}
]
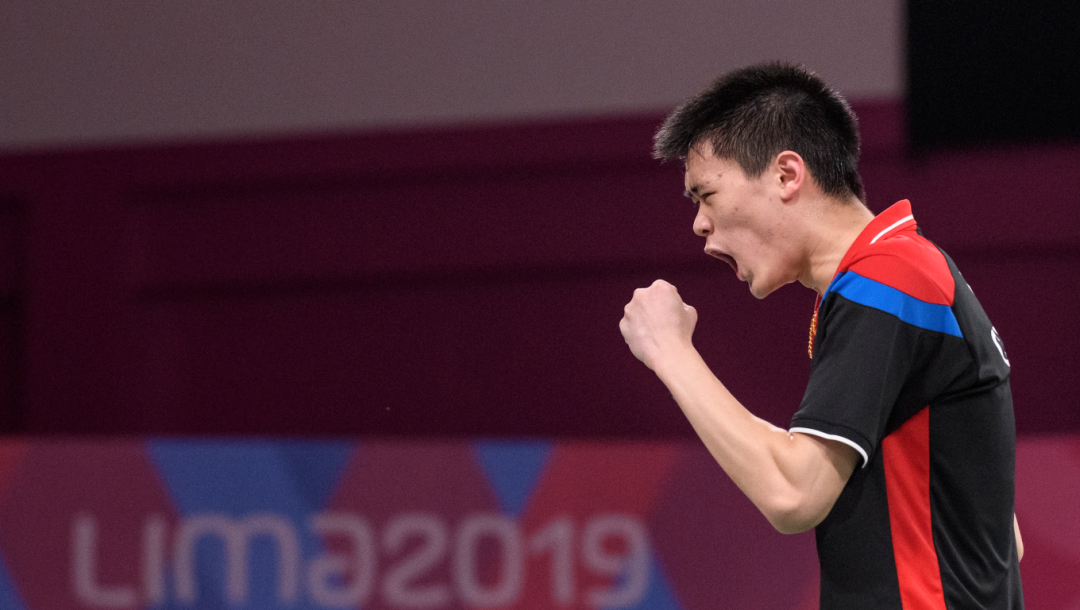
[{"left": 747, "top": 279, "right": 779, "bottom": 300}]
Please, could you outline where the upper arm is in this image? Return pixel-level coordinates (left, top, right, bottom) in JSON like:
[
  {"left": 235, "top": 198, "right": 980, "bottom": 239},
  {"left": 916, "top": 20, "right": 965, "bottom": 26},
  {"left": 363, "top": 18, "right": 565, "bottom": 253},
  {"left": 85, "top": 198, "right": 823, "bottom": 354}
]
[{"left": 767, "top": 431, "right": 860, "bottom": 533}]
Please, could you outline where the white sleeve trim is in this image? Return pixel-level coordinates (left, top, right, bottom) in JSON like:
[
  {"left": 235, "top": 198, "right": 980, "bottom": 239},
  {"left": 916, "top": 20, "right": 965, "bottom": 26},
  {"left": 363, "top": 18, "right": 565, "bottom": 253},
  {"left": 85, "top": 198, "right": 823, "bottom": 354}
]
[{"left": 789, "top": 427, "right": 870, "bottom": 468}]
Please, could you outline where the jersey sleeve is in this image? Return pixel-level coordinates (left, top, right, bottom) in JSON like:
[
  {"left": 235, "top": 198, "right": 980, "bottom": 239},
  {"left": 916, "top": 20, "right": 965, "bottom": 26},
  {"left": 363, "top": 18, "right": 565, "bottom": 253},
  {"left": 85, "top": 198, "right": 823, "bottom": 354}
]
[{"left": 790, "top": 267, "right": 964, "bottom": 467}]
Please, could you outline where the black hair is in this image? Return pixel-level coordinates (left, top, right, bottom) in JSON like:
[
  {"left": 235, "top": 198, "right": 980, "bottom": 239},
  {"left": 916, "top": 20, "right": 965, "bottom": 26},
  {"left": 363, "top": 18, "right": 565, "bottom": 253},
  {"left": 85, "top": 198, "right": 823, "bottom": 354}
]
[{"left": 653, "top": 62, "right": 865, "bottom": 203}]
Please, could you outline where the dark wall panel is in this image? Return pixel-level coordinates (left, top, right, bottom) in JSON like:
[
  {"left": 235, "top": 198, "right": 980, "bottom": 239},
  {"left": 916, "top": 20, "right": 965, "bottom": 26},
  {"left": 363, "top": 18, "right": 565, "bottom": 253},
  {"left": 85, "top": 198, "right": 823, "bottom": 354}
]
[
  {"left": 0, "top": 199, "right": 26, "bottom": 432},
  {"left": 908, "top": 0, "right": 1080, "bottom": 149},
  {"left": 1, "top": 103, "right": 1078, "bottom": 437}
]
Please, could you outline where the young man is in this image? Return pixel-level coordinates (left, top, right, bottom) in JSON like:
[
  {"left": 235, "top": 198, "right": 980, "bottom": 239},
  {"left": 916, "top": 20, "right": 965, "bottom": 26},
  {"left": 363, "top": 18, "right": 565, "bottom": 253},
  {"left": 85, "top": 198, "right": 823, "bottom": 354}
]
[{"left": 619, "top": 63, "right": 1024, "bottom": 608}]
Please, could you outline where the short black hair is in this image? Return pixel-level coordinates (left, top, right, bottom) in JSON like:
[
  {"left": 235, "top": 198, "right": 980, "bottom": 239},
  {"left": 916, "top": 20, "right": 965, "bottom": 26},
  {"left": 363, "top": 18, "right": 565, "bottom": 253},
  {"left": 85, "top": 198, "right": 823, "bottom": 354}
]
[{"left": 653, "top": 62, "right": 865, "bottom": 203}]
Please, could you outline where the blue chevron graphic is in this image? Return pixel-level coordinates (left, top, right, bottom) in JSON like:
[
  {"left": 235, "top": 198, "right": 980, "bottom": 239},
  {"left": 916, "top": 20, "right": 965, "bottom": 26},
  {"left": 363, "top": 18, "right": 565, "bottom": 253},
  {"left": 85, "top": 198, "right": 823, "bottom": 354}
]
[
  {"left": 473, "top": 440, "right": 554, "bottom": 517},
  {"left": 0, "top": 553, "right": 27, "bottom": 610},
  {"left": 610, "top": 556, "right": 684, "bottom": 610},
  {"left": 147, "top": 439, "right": 354, "bottom": 610}
]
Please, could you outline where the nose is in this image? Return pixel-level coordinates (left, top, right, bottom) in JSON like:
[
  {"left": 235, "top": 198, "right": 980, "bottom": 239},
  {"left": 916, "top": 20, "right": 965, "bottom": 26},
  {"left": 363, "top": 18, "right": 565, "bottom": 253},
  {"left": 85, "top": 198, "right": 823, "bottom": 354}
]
[{"left": 693, "top": 207, "right": 712, "bottom": 237}]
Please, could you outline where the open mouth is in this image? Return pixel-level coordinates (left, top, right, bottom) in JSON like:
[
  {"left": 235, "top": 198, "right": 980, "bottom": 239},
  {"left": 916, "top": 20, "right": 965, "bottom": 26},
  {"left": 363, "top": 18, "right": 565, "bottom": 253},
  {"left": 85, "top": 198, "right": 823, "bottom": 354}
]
[{"left": 711, "top": 251, "right": 739, "bottom": 276}]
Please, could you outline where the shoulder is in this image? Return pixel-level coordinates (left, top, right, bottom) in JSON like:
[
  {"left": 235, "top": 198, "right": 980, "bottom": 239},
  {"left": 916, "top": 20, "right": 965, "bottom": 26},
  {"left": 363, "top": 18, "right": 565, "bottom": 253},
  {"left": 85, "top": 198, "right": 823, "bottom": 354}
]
[{"left": 840, "top": 233, "right": 955, "bottom": 306}]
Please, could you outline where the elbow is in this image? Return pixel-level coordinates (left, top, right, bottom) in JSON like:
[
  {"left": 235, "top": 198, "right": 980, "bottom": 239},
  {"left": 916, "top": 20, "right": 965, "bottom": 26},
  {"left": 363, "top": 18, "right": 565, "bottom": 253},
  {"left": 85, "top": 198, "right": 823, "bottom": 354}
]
[
  {"left": 761, "top": 491, "right": 830, "bottom": 535},
  {"left": 766, "top": 510, "right": 818, "bottom": 535}
]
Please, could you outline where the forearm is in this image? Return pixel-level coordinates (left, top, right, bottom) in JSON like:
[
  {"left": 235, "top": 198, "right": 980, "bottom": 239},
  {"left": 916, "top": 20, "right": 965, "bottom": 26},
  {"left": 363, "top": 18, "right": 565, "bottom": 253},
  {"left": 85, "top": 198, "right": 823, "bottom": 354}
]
[
  {"left": 619, "top": 280, "right": 853, "bottom": 531},
  {"left": 653, "top": 342, "right": 848, "bottom": 533}
]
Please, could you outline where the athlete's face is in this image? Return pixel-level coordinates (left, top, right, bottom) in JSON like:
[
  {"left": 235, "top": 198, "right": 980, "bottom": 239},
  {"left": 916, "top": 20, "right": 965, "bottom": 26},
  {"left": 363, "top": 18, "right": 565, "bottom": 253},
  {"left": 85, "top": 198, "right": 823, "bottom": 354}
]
[{"left": 684, "top": 147, "right": 799, "bottom": 299}]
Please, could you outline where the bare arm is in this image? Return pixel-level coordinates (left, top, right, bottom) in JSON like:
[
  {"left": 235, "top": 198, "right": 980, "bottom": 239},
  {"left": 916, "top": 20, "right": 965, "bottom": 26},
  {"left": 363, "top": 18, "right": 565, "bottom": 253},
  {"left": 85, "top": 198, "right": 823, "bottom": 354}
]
[
  {"left": 621, "top": 280, "right": 859, "bottom": 533},
  {"left": 1014, "top": 513, "right": 1023, "bottom": 562}
]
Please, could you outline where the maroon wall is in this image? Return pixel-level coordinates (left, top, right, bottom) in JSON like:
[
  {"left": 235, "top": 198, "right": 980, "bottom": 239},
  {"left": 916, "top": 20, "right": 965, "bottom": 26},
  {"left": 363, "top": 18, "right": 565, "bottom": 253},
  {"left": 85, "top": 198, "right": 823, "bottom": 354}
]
[{"left": 1, "top": 102, "right": 1077, "bottom": 437}]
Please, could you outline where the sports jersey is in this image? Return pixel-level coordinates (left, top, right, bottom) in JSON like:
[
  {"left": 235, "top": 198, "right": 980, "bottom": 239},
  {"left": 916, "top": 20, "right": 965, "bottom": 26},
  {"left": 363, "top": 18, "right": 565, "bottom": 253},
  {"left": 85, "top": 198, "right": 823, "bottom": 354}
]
[{"left": 790, "top": 200, "right": 1023, "bottom": 609}]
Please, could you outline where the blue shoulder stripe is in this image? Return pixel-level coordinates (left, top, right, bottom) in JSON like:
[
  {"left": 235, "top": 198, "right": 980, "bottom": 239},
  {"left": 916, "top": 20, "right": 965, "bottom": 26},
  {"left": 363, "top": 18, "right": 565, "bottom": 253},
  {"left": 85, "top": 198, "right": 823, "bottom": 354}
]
[{"left": 822, "top": 271, "right": 963, "bottom": 337}]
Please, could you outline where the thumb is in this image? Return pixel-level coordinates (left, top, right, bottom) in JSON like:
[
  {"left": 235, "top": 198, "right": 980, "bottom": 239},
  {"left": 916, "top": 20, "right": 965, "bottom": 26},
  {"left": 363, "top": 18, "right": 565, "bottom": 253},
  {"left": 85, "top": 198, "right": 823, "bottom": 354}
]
[{"left": 684, "top": 303, "right": 699, "bottom": 327}]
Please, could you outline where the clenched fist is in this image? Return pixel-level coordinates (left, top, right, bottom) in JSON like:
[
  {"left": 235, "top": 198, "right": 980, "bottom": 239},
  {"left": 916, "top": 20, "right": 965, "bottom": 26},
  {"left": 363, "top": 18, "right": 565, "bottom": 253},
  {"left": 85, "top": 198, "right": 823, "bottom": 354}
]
[{"left": 620, "top": 279, "right": 698, "bottom": 370}]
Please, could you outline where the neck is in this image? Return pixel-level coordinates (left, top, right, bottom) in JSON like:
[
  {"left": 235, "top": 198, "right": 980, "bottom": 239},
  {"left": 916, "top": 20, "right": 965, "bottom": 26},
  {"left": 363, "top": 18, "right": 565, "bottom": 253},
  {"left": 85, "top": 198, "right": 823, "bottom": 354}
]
[{"left": 798, "top": 196, "right": 875, "bottom": 295}]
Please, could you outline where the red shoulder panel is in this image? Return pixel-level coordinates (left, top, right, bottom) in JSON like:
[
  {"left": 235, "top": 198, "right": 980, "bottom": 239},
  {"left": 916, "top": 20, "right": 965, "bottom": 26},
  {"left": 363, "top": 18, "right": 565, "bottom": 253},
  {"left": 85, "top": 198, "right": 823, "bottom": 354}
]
[{"left": 844, "top": 232, "right": 955, "bottom": 306}]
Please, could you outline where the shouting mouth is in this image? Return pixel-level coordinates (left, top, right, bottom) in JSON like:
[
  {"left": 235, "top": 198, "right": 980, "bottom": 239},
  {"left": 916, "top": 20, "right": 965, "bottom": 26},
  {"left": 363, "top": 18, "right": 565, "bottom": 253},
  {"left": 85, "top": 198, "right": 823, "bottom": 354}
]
[{"left": 709, "top": 250, "right": 742, "bottom": 280}]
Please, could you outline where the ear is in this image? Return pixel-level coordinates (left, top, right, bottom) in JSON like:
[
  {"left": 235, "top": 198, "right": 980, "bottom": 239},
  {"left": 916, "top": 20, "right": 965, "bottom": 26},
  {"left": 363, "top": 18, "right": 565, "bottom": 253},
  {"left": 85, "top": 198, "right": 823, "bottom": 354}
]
[{"left": 773, "top": 151, "right": 806, "bottom": 202}]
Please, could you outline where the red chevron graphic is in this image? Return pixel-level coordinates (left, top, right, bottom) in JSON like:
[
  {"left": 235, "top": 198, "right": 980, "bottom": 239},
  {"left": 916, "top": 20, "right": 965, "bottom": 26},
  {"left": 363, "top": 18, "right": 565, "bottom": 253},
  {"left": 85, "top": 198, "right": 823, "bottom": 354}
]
[
  {"left": 325, "top": 441, "right": 502, "bottom": 610},
  {"left": 500, "top": 442, "right": 680, "bottom": 610},
  {"left": 0, "top": 440, "right": 180, "bottom": 610},
  {"left": 0, "top": 440, "right": 27, "bottom": 506}
]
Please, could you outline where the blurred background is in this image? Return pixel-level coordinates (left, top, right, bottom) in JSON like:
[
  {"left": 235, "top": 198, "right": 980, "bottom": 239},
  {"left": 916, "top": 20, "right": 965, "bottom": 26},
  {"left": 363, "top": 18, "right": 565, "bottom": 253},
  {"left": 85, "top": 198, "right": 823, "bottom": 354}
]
[{"left": 1, "top": 1, "right": 1078, "bottom": 608}]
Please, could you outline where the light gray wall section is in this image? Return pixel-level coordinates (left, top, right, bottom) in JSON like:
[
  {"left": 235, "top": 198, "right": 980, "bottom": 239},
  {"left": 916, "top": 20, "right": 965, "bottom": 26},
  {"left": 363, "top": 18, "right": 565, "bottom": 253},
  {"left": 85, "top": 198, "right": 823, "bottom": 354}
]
[{"left": 1, "top": 0, "right": 902, "bottom": 150}]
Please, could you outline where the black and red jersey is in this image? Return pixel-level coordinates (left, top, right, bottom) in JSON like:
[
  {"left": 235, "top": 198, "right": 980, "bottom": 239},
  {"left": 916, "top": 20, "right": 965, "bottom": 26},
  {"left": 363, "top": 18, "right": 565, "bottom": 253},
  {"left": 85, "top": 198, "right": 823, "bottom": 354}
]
[{"left": 791, "top": 201, "right": 1023, "bottom": 609}]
